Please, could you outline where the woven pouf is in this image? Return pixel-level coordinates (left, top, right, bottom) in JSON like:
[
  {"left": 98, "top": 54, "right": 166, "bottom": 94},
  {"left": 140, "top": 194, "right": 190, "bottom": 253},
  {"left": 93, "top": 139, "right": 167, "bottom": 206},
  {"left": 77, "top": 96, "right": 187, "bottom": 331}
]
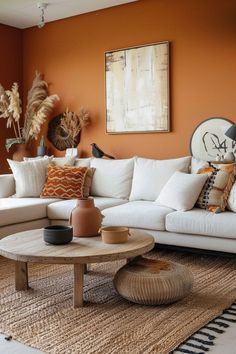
[{"left": 113, "top": 256, "right": 194, "bottom": 305}]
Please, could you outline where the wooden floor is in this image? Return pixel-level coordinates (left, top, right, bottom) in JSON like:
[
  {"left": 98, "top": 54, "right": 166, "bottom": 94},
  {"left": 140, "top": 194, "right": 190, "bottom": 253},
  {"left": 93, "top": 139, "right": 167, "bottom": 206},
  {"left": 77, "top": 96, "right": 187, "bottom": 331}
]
[{"left": 1, "top": 322, "right": 236, "bottom": 354}]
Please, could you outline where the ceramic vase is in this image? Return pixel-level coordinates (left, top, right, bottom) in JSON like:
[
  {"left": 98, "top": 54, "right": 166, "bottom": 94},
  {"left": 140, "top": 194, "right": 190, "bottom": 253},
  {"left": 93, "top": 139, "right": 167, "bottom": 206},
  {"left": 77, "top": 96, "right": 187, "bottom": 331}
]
[
  {"left": 69, "top": 198, "right": 103, "bottom": 237},
  {"left": 12, "top": 143, "right": 31, "bottom": 161}
]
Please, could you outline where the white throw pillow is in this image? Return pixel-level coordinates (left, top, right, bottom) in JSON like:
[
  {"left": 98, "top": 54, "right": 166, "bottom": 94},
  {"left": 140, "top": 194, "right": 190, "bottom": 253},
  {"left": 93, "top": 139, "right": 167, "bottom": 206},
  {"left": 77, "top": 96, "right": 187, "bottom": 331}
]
[
  {"left": 90, "top": 158, "right": 134, "bottom": 199},
  {"left": 155, "top": 171, "right": 208, "bottom": 211},
  {"left": 7, "top": 157, "right": 53, "bottom": 197},
  {"left": 227, "top": 182, "right": 236, "bottom": 212},
  {"left": 129, "top": 156, "right": 191, "bottom": 201}
]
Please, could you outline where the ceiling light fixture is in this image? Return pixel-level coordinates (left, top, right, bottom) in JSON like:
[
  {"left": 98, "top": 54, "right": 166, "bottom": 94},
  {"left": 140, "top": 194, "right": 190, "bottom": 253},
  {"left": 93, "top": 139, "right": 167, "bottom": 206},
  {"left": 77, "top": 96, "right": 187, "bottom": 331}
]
[{"left": 37, "top": 2, "right": 48, "bottom": 28}]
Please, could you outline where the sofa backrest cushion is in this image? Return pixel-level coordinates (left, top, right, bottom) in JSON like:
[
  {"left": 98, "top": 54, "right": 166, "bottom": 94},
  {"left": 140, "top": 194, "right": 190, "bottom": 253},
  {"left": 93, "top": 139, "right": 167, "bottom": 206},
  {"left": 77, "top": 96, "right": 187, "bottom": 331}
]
[
  {"left": 227, "top": 181, "right": 236, "bottom": 212},
  {"left": 74, "top": 158, "right": 92, "bottom": 167},
  {"left": 129, "top": 156, "right": 191, "bottom": 201},
  {"left": 90, "top": 158, "right": 134, "bottom": 199},
  {"left": 52, "top": 156, "right": 76, "bottom": 166},
  {"left": 190, "top": 156, "right": 209, "bottom": 173}
]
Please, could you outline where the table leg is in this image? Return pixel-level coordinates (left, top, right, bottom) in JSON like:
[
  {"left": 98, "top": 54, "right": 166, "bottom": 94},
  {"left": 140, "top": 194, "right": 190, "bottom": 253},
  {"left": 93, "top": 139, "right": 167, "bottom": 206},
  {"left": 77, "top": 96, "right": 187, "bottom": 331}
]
[
  {"left": 74, "top": 264, "right": 84, "bottom": 308},
  {"left": 15, "top": 261, "right": 29, "bottom": 290}
]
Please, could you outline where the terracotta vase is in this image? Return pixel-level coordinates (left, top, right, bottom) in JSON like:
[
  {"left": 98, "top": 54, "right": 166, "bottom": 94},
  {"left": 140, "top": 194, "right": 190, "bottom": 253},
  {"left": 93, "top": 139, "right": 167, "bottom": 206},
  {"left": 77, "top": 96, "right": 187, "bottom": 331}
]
[
  {"left": 12, "top": 143, "right": 31, "bottom": 161},
  {"left": 69, "top": 198, "right": 103, "bottom": 237}
]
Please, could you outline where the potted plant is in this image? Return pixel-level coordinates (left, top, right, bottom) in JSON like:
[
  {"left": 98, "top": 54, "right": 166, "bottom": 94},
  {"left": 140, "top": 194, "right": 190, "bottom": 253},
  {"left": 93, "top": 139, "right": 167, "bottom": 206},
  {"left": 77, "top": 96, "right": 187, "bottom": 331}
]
[{"left": 0, "top": 72, "right": 59, "bottom": 160}]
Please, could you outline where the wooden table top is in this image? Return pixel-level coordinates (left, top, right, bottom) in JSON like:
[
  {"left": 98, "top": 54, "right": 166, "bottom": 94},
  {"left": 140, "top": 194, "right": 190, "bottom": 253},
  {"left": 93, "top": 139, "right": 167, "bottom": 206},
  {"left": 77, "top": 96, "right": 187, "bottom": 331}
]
[{"left": 0, "top": 229, "right": 155, "bottom": 264}]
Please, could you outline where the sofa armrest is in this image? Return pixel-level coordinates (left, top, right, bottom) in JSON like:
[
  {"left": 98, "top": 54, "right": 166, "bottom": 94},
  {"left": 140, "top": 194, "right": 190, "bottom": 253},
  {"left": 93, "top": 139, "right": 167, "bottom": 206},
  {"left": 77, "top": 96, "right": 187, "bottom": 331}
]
[{"left": 0, "top": 174, "right": 15, "bottom": 197}]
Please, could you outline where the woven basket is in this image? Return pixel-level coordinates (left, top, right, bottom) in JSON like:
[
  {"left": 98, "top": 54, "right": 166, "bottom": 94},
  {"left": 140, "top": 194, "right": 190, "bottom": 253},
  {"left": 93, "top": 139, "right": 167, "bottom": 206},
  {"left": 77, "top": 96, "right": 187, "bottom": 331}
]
[{"left": 114, "top": 256, "right": 194, "bottom": 305}]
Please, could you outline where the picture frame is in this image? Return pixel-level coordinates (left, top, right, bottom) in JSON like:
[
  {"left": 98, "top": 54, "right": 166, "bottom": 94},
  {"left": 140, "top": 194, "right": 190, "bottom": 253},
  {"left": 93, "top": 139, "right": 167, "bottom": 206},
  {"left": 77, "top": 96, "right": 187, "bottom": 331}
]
[
  {"left": 105, "top": 41, "right": 170, "bottom": 134},
  {"left": 190, "top": 117, "right": 235, "bottom": 161}
]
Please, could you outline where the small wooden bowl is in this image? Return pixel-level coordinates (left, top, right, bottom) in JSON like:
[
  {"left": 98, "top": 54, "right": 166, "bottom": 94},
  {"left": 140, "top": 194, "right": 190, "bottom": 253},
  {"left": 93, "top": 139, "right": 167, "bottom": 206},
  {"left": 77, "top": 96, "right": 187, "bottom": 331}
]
[
  {"left": 100, "top": 226, "right": 130, "bottom": 244},
  {"left": 43, "top": 225, "right": 73, "bottom": 245}
]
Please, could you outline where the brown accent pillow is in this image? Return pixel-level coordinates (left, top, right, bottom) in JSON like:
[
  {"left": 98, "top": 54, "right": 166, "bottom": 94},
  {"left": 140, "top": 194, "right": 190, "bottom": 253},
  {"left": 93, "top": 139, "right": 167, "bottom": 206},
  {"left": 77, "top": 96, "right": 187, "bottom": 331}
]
[
  {"left": 41, "top": 165, "right": 90, "bottom": 199},
  {"left": 197, "top": 163, "right": 236, "bottom": 213}
]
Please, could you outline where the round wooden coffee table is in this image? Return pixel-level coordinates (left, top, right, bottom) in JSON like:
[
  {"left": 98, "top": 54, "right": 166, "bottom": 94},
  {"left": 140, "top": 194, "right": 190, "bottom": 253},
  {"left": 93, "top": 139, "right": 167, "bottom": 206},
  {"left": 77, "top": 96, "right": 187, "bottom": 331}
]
[{"left": 0, "top": 229, "right": 154, "bottom": 308}]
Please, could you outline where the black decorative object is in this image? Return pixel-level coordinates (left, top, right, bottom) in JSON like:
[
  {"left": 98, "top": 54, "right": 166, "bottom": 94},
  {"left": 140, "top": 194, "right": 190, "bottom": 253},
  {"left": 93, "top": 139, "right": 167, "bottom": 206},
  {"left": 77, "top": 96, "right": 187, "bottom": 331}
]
[
  {"left": 47, "top": 114, "right": 81, "bottom": 151},
  {"left": 225, "top": 125, "right": 236, "bottom": 142},
  {"left": 91, "top": 143, "right": 115, "bottom": 159},
  {"left": 43, "top": 225, "right": 73, "bottom": 245}
]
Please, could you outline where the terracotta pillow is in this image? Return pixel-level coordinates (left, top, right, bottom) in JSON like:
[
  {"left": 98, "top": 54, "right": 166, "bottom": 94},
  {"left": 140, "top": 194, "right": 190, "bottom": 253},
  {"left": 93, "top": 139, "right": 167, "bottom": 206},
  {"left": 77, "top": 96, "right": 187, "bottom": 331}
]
[
  {"left": 41, "top": 165, "right": 92, "bottom": 199},
  {"left": 197, "top": 163, "right": 236, "bottom": 213}
]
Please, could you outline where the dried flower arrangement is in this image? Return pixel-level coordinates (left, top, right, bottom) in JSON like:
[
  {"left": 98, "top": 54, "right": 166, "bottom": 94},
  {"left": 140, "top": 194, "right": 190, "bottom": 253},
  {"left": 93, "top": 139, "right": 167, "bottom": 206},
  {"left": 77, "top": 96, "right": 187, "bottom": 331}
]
[
  {"left": 47, "top": 108, "right": 90, "bottom": 151},
  {"left": 0, "top": 72, "right": 59, "bottom": 151},
  {"left": 60, "top": 108, "right": 90, "bottom": 147}
]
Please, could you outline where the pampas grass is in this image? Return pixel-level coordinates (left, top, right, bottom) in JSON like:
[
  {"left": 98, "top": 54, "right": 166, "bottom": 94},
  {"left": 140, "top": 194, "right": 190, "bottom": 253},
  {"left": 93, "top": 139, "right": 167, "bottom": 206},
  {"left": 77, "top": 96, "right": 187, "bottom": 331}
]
[
  {"left": 0, "top": 72, "right": 59, "bottom": 143},
  {"left": 22, "top": 72, "right": 59, "bottom": 141}
]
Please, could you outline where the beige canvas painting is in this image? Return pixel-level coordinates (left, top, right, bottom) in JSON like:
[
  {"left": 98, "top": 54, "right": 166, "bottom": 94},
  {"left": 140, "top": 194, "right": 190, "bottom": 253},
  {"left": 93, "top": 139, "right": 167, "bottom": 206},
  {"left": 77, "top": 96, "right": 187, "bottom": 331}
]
[{"left": 105, "top": 42, "right": 169, "bottom": 134}]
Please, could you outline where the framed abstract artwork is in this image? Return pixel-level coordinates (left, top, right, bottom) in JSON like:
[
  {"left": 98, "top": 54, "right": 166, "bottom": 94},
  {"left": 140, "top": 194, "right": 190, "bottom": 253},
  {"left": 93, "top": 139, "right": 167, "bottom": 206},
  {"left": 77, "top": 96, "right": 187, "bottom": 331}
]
[
  {"left": 105, "top": 41, "right": 169, "bottom": 134},
  {"left": 190, "top": 117, "right": 235, "bottom": 161}
]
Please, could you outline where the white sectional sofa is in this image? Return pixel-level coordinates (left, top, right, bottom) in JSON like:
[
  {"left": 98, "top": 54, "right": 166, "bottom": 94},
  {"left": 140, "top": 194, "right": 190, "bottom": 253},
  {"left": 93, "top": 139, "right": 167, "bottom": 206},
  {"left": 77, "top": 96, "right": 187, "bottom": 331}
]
[{"left": 1, "top": 156, "right": 236, "bottom": 254}]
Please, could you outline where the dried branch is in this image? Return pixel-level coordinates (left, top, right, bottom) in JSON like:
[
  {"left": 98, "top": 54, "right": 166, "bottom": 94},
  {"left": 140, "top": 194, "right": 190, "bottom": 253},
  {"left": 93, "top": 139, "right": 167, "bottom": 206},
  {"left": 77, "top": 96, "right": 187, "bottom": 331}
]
[{"left": 60, "top": 108, "right": 90, "bottom": 147}]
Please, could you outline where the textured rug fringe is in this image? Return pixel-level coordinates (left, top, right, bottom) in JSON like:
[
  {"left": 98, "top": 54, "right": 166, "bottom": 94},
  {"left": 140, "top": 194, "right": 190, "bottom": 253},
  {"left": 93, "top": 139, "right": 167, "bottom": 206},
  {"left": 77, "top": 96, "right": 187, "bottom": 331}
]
[{"left": 173, "top": 301, "right": 236, "bottom": 354}]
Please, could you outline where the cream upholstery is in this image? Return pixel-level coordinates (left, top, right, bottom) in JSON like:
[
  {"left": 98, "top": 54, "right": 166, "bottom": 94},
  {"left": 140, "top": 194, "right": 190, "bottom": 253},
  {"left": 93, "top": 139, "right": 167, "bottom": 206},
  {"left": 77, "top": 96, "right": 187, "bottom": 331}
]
[
  {"left": 0, "top": 198, "right": 60, "bottom": 226},
  {"left": 102, "top": 201, "right": 174, "bottom": 230},
  {"left": 0, "top": 174, "right": 15, "bottom": 197},
  {"left": 166, "top": 208, "right": 236, "bottom": 239}
]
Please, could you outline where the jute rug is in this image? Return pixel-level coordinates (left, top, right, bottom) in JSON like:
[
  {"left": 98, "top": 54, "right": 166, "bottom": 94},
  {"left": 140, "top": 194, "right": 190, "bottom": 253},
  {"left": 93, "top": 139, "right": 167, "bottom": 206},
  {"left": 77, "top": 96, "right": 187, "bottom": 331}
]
[{"left": 0, "top": 249, "right": 236, "bottom": 354}]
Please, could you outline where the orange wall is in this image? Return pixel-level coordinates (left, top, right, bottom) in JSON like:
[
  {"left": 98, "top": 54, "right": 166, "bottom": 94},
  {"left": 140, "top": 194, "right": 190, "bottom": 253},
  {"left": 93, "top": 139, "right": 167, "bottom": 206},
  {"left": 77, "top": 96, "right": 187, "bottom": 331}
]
[
  {"left": 0, "top": 25, "right": 22, "bottom": 173},
  {"left": 20, "top": 0, "right": 236, "bottom": 160}
]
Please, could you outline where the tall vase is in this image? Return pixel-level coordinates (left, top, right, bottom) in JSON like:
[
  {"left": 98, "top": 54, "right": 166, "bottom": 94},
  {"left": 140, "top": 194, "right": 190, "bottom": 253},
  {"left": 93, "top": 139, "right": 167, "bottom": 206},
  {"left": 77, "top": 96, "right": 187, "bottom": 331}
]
[
  {"left": 12, "top": 143, "right": 31, "bottom": 161},
  {"left": 69, "top": 198, "right": 103, "bottom": 237}
]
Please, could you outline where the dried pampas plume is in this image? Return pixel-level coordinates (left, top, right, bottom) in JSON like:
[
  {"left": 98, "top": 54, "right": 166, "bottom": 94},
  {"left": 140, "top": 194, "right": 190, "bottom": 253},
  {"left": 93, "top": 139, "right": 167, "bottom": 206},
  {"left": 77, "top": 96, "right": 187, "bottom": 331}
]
[{"left": 22, "top": 72, "right": 60, "bottom": 141}]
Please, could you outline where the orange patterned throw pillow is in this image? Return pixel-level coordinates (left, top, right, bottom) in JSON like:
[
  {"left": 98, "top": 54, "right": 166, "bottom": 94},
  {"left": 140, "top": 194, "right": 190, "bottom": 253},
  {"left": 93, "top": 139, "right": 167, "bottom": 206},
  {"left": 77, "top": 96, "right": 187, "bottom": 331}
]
[
  {"left": 197, "top": 163, "right": 236, "bottom": 213},
  {"left": 41, "top": 165, "right": 90, "bottom": 199}
]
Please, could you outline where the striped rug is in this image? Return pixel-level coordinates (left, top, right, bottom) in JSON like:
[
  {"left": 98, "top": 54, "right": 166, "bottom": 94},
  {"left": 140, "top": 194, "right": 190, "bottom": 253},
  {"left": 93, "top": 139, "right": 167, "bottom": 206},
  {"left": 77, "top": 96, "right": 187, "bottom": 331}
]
[
  {"left": 173, "top": 301, "right": 236, "bottom": 354},
  {"left": 0, "top": 249, "right": 236, "bottom": 354}
]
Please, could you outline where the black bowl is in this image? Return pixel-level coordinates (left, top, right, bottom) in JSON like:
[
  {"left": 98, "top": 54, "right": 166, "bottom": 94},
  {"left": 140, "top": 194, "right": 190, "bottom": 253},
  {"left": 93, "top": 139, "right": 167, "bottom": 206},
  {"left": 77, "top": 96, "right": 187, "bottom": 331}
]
[{"left": 43, "top": 225, "right": 73, "bottom": 245}]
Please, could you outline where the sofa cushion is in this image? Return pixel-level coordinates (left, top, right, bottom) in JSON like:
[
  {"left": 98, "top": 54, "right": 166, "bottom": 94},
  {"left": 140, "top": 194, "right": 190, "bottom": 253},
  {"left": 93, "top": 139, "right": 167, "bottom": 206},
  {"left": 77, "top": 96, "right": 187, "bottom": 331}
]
[
  {"left": 74, "top": 158, "right": 92, "bottom": 167},
  {"left": 102, "top": 201, "right": 174, "bottom": 231},
  {"left": 155, "top": 171, "right": 208, "bottom": 211},
  {"left": 41, "top": 165, "right": 89, "bottom": 199},
  {"left": 7, "top": 157, "right": 53, "bottom": 197},
  {"left": 197, "top": 163, "right": 236, "bottom": 213},
  {"left": 129, "top": 156, "right": 191, "bottom": 201},
  {"left": 52, "top": 156, "right": 76, "bottom": 166},
  {"left": 166, "top": 208, "right": 236, "bottom": 239},
  {"left": 190, "top": 157, "right": 209, "bottom": 173},
  {"left": 0, "top": 198, "right": 60, "bottom": 226},
  {"left": 47, "top": 197, "right": 128, "bottom": 220},
  {"left": 227, "top": 181, "right": 236, "bottom": 212},
  {"left": 90, "top": 158, "right": 134, "bottom": 199}
]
